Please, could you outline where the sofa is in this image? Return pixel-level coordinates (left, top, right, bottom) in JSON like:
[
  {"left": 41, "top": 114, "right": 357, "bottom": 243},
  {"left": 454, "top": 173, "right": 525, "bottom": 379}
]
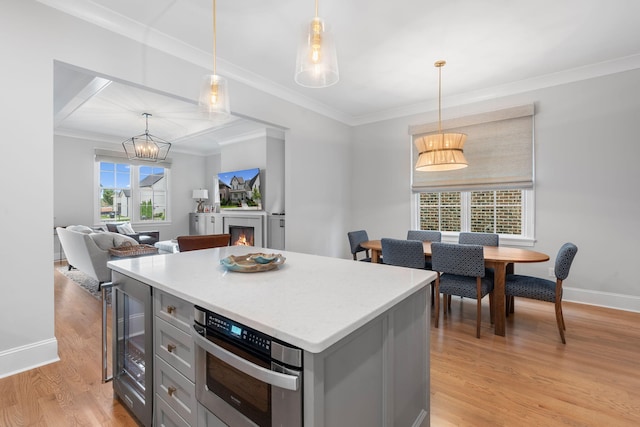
[
  {"left": 56, "top": 225, "right": 139, "bottom": 284},
  {"left": 105, "top": 222, "right": 160, "bottom": 246}
]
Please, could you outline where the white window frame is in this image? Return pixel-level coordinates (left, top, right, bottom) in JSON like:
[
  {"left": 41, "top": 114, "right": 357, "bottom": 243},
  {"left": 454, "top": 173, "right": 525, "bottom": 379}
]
[
  {"left": 412, "top": 189, "right": 535, "bottom": 247},
  {"left": 94, "top": 160, "right": 171, "bottom": 225}
]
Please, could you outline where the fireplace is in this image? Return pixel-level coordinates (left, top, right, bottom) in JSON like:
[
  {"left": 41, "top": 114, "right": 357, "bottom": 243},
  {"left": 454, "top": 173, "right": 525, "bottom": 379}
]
[
  {"left": 229, "top": 226, "right": 254, "bottom": 246},
  {"left": 223, "top": 214, "right": 264, "bottom": 247}
]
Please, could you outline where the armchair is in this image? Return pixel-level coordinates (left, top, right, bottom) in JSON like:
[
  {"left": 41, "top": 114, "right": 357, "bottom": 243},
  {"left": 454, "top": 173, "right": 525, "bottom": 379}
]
[{"left": 105, "top": 222, "right": 159, "bottom": 246}]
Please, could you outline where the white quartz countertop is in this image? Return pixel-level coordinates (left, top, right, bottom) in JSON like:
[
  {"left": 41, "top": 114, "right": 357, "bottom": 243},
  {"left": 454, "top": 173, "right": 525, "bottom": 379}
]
[{"left": 108, "top": 246, "right": 435, "bottom": 353}]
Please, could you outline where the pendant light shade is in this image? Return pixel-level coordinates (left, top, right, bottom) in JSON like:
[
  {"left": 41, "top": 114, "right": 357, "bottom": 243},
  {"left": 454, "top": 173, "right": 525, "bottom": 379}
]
[
  {"left": 199, "top": 0, "right": 230, "bottom": 118},
  {"left": 414, "top": 61, "right": 468, "bottom": 172},
  {"left": 294, "top": 0, "right": 339, "bottom": 88},
  {"left": 122, "top": 113, "right": 171, "bottom": 162}
]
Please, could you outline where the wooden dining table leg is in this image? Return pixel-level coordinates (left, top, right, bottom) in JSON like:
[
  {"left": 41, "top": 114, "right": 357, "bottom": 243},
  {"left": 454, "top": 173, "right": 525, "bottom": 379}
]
[
  {"left": 371, "top": 248, "right": 381, "bottom": 263},
  {"left": 492, "top": 261, "right": 507, "bottom": 336}
]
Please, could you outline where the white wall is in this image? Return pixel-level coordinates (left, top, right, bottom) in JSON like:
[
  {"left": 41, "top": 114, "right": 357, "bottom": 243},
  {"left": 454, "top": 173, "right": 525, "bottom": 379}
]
[
  {"left": 54, "top": 135, "right": 208, "bottom": 241},
  {"left": 351, "top": 69, "right": 640, "bottom": 311},
  {"left": 1, "top": 0, "right": 351, "bottom": 377}
]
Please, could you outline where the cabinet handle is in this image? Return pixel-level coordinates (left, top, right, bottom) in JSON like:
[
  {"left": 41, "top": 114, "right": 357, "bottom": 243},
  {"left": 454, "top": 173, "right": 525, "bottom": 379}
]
[
  {"left": 167, "top": 386, "right": 177, "bottom": 397},
  {"left": 167, "top": 343, "right": 176, "bottom": 353},
  {"left": 166, "top": 305, "right": 176, "bottom": 315}
]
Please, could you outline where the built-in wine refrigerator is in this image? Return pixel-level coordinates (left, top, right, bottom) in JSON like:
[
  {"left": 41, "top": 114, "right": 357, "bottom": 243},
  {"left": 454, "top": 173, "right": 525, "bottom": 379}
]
[{"left": 111, "top": 271, "right": 153, "bottom": 427}]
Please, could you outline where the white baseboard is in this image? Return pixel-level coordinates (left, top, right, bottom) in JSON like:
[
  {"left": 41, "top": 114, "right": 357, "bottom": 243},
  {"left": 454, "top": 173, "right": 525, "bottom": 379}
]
[
  {"left": 0, "top": 338, "right": 60, "bottom": 379},
  {"left": 563, "top": 287, "right": 640, "bottom": 313}
]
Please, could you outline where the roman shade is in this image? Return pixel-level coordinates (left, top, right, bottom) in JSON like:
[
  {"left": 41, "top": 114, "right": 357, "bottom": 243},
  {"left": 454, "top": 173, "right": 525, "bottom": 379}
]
[
  {"left": 95, "top": 148, "right": 172, "bottom": 168},
  {"left": 410, "top": 104, "right": 534, "bottom": 192}
]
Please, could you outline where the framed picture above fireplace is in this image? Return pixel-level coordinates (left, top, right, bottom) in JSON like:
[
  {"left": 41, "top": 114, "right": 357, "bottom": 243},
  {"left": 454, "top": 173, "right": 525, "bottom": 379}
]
[{"left": 217, "top": 167, "right": 262, "bottom": 210}]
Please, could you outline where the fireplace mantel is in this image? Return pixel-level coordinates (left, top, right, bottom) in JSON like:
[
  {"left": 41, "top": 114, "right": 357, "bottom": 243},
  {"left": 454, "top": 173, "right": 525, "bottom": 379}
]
[{"left": 222, "top": 212, "right": 266, "bottom": 247}]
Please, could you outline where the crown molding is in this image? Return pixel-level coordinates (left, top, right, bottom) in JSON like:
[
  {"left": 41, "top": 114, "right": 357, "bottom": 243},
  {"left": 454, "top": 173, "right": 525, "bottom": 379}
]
[
  {"left": 40, "top": 0, "right": 640, "bottom": 128},
  {"left": 350, "top": 53, "right": 640, "bottom": 126}
]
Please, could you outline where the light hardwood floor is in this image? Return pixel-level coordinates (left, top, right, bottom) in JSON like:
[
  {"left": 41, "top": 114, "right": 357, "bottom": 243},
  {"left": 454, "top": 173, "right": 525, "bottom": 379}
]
[{"left": 0, "top": 264, "right": 638, "bottom": 426}]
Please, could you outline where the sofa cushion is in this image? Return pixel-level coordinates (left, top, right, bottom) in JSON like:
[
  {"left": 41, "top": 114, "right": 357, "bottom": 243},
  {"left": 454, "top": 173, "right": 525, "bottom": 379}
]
[
  {"left": 116, "top": 222, "right": 136, "bottom": 235},
  {"left": 89, "top": 231, "right": 137, "bottom": 251},
  {"left": 67, "top": 225, "right": 94, "bottom": 234}
]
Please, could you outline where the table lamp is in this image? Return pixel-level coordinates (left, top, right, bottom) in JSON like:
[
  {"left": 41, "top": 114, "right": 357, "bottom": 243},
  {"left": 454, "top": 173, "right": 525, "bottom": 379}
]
[{"left": 192, "top": 189, "right": 209, "bottom": 213}]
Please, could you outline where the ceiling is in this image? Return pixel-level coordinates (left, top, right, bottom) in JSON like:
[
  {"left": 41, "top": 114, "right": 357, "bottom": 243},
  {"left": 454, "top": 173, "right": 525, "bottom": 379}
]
[{"left": 47, "top": 0, "right": 640, "bottom": 154}]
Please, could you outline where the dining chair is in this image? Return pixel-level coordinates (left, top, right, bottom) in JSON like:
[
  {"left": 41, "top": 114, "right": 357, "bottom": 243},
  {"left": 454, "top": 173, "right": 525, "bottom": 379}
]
[
  {"left": 406, "top": 230, "right": 442, "bottom": 243},
  {"left": 431, "top": 242, "right": 494, "bottom": 338},
  {"left": 455, "top": 232, "right": 500, "bottom": 308},
  {"left": 458, "top": 231, "right": 499, "bottom": 246},
  {"left": 176, "top": 234, "right": 231, "bottom": 252},
  {"left": 381, "top": 238, "right": 426, "bottom": 269},
  {"left": 347, "top": 230, "right": 372, "bottom": 262},
  {"left": 505, "top": 242, "right": 578, "bottom": 344}
]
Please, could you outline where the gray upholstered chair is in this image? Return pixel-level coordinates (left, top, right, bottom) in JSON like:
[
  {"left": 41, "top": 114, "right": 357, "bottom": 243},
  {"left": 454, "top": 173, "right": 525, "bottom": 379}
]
[
  {"left": 505, "top": 243, "right": 578, "bottom": 344},
  {"left": 406, "top": 230, "right": 442, "bottom": 242},
  {"left": 381, "top": 238, "right": 426, "bottom": 269},
  {"left": 431, "top": 242, "right": 494, "bottom": 338},
  {"left": 348, "top": 230, "right": 372, "bottom": 262},
  {"left": 458, "top": 231, "right": 499, "bottom": 246},
  {"left": 455, "top": 232, "right": 500, "bottom": 308}
]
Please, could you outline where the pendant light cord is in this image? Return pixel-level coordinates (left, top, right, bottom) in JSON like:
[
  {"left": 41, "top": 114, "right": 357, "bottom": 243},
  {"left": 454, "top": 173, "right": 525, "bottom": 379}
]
[
  {"left": 213, "top": 0, "right": 217, "bottom": 74},
  {"left": 435, "top": 60, "right": 446, "bottom": 134},
  {"left": 315, "top": 0, "right": 319, "bottom": 17}
]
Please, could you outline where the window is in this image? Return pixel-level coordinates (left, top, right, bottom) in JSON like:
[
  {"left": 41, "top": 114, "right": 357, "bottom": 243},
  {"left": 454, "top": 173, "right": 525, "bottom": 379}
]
[
  {"left": 418, "top": 189, "right": 530, "bottom": 238},
  {"left": 97, "top": 154, "right": 170, "bottom": 223}
]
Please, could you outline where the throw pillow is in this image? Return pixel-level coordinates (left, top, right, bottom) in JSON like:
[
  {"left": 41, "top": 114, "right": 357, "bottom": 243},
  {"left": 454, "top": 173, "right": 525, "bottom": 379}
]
[
  {"left": 116, "top": 222, "right": 135, "bottom": 235},
  {"left": 112, "top": 233, "right": 139, "bottom": 247},
  {"left": 90, "top": 232, "right": 117, "bottom": 251}
]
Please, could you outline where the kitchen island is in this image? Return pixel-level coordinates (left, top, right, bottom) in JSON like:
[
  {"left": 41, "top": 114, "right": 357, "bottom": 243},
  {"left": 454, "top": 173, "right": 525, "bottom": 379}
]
[{"left": 108, "top": 245, "right": 434, "bottom": 427}]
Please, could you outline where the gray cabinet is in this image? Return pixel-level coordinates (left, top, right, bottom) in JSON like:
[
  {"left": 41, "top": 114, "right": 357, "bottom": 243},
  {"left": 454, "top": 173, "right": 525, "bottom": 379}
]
[
  {"left": 189, "top": 213, "right": 222, "bottom": 235},
  {"left": 267, "top": 214, "right": 285, "bottom": 250},
  {"left": 154, "top": 291, "right": 196, "bottom": 427}
]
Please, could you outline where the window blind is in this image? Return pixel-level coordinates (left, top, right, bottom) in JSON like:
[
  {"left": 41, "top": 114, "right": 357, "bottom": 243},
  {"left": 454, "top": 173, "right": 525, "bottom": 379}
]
[
  {"left": 410, "top": 104, "right": 534, "bottom": 192},
  {"left": 94, "top": 148, "right": 172, "bottom": 168}
]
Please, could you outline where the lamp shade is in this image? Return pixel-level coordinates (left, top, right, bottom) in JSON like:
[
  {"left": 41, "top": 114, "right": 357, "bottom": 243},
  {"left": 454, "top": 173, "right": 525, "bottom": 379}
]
[
  {"left": 192, "top": 189, "right": 209, "bottom": 200},
  {"left": 198, "top": 74, "right": 230, "bottom": 118},
  {"left": 294, "top": 17, "right": 339, "bottom": 88},
  {"left": 414, "top": 132, "right": 468, "bottom": 171}
]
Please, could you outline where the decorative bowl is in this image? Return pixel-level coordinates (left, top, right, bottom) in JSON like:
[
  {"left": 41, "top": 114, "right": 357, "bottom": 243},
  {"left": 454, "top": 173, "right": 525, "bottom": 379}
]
[{"left": 220, "top": 253, "right": 286, "bottom": 273}]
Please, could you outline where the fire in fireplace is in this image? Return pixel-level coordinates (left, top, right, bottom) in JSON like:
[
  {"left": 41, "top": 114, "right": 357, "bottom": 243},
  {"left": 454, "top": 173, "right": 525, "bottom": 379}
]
[{"left": 229, "top": 226, "right": 255, "bottom": 246}]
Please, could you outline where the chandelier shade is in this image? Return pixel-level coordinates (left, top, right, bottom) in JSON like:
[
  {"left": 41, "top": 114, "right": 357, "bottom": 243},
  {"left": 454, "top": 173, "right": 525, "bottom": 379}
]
[
  {"left": 414, "top": 132, "right": 468, "bottom": 171},
  {"left": 198, "top": 0, "right": 231, "bottom": 118},
  {"left": 414, "top": 60, "right": 468, "bottom": 171},
  {"left": 122, "top": 113, "right": 171, "bottom": 162},
  {"left": 294, "top": 0, "right": 339, "bottom": 88}
]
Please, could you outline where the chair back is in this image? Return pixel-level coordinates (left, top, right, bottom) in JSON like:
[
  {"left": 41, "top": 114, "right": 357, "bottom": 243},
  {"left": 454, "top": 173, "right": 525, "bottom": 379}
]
[
  {"left": 406, "top": 230, "right": 442, "bottom": 242},
  {"left": 177, "top": 234, "right": 231, "bottom": 252},
  {"left": 459, "top": 232, "right": 499, "bottom": 246},
  {"left": 348, "top": 230, "right": 369, "bottom": 255},
  {"left": 555, "top": 243, "right": 578, "bottom": 280},
  {"left": 381, "top": 238, "right": 425, "bottom": 269},
  {"left": 431, "top": 242, "right": 485, "bottom": 277}
]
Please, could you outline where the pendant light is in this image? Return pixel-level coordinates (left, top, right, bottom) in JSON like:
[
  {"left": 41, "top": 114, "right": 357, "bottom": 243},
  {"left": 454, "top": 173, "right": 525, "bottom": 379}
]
[
  {"left": 122, "top": 113, "right": 171, "bottom": 162},
  {"left": 414, "top": 61, "right": 468, "bottom": 171},
  {"left": 198, "top": 0, "right": 230, "bottom": 118},
  {"left": 294, "top": 0, "right": 339, "bottom": 88}
]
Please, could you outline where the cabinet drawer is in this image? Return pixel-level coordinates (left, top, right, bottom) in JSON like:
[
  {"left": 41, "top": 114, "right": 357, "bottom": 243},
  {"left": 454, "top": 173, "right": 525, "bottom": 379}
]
[
  {"left": 155, "top": 317, "right": 195, "bottom": 381},
  {"left": 155, "top": 356, "right": 196, "bottom": 427},
  {"left": 155, "top": 291, "right": 193, "bottom": 333},
  {"left": 156, "top": 394, "right": 190, "bottom": 427}
]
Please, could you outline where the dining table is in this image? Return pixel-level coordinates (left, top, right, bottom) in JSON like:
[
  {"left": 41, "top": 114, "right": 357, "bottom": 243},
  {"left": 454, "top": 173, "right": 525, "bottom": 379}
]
[{"left": 360, "top": 239, "right": 550, "bottom": 336}]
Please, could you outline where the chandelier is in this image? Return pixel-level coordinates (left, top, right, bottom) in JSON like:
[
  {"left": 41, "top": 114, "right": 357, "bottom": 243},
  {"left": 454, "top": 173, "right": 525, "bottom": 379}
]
[
  {"left": 122, "top": 113, "right": 171, "bottom": 162},
  {"left": 414, "top": 61, "right": 468, "bottom": 171}
]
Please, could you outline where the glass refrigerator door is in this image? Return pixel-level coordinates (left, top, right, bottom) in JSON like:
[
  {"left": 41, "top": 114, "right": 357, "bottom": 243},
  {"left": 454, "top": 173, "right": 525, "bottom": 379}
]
[{"left": 116, "top": 289, "right": 147, "bottom": 395}]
